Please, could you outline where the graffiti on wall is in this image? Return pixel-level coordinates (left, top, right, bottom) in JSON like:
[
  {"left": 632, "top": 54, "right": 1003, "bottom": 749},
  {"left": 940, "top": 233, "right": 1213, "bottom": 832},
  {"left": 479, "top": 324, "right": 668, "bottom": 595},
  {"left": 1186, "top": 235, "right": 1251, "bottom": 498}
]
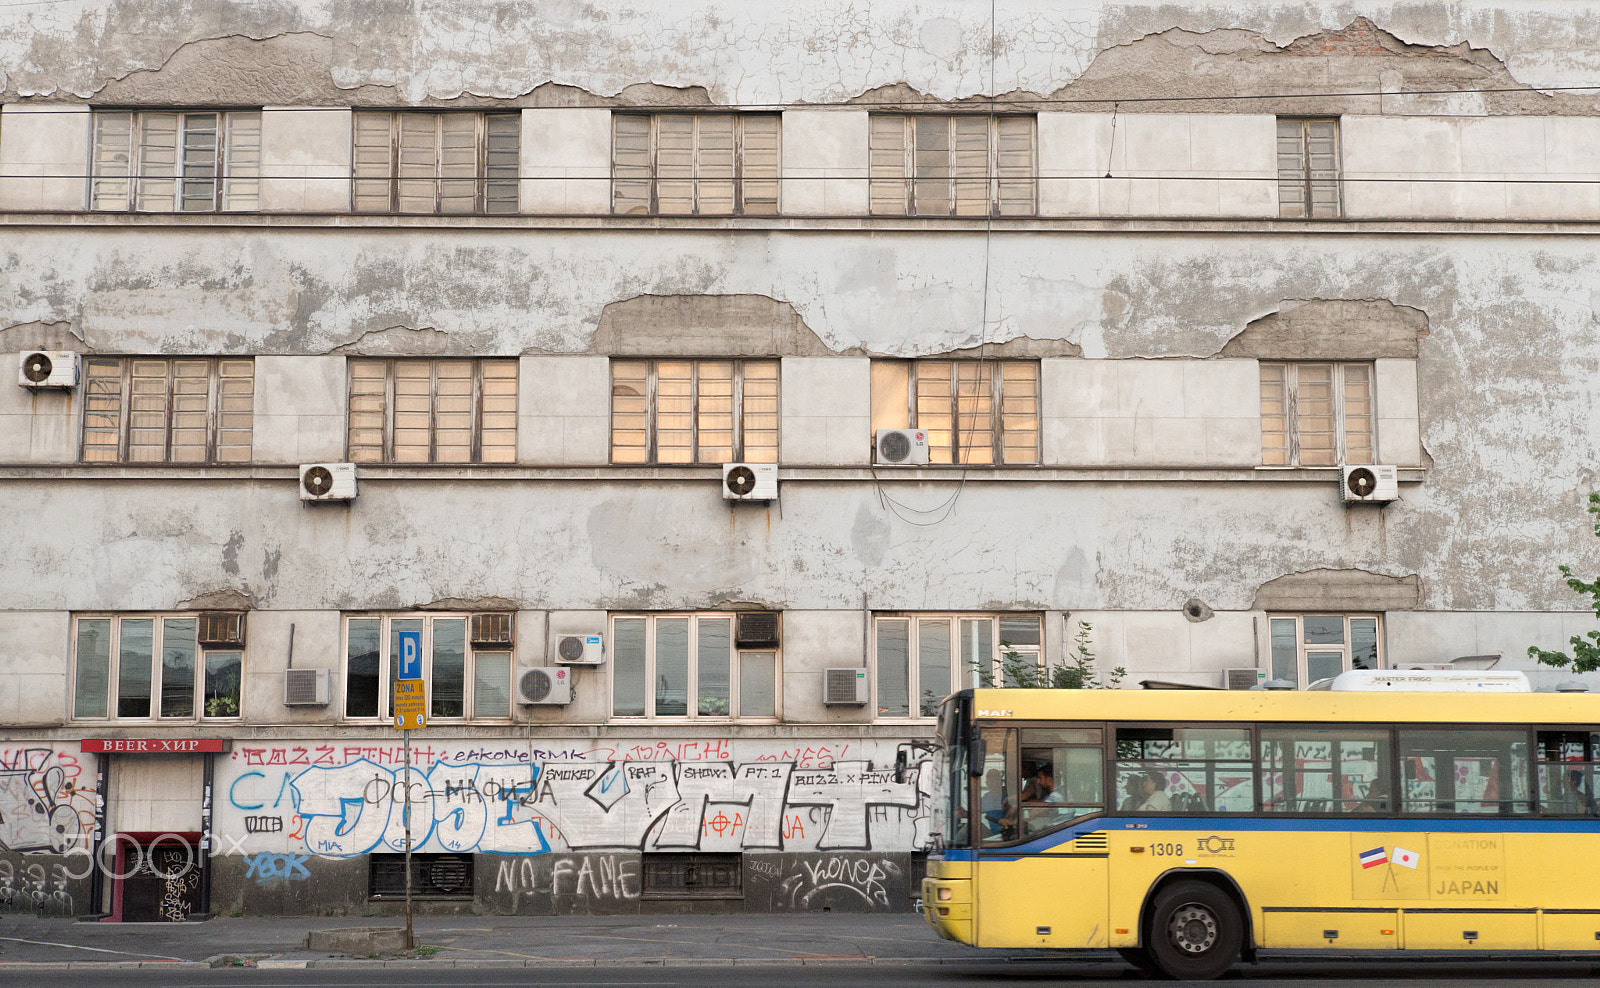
[
  {"left": 0, "top": 747, "right": 96, "bottom": 854},
  {"left": 217, "top": 740, "right": 934, "bottom": 860},
  {"left": 0, "top": 858, "right": 76, "bottom": 915}
]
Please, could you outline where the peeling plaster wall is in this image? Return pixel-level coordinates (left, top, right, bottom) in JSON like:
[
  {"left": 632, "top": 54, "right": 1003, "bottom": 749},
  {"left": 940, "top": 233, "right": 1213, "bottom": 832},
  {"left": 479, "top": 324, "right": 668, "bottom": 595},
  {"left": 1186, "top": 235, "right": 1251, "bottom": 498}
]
[{"left": 5, "top": 2, "right": 1600, "bottom": 107}]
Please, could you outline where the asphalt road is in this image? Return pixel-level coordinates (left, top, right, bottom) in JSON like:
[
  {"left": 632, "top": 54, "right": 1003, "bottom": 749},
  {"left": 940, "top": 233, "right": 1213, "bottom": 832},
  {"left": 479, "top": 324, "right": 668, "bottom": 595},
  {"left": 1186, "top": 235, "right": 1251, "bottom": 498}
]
[{"left": 14, "top": 960, "right": 1600, "bottom": 988}]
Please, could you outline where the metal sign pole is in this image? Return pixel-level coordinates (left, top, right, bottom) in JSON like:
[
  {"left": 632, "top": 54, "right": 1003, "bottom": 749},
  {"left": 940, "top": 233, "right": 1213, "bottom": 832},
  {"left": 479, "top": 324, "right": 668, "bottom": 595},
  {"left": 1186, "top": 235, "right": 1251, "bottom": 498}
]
[{"left": 403, "top": 727, "right": 413, "bottom": 950}]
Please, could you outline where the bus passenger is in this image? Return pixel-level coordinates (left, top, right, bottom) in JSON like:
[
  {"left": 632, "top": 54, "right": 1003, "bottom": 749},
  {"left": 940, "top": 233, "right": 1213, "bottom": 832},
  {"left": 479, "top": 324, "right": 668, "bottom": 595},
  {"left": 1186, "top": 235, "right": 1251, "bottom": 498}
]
[{"left": 1121, "top": 769, "right": 1170, "bottom": 812}]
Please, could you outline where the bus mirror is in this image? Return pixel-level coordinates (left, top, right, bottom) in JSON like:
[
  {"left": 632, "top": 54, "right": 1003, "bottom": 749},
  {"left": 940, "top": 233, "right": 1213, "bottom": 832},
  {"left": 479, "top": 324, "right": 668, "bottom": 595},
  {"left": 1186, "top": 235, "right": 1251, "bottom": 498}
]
[
  {"left": 894, "top": 749, "right": 907, "bottom": 783},
  {"left": 968, "top": 736, "right": 987, "bottom": 777}
]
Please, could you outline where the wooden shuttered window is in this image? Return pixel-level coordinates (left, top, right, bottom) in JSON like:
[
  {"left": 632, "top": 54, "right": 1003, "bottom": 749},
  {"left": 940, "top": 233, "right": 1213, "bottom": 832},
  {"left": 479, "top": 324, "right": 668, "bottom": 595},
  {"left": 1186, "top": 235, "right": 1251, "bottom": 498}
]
[
  {"left": 869, "top": 115, "right": 1035, "bottom": 216},
  {"left": 610, "top": 359, "right": 778, "bottom": 464},
  {"left": 352, "top": 112, "right": 520, "bottom": 214},
  {"left": 912, "top": 361, "right": 1038, "bottom": 465},
  {"left": 611, "top": 114, "right": 780, "bottom": 215},
  {"left": 81, "top": 358, "right": 254, "bottom": 463},
  {"left": 347, "top": 358, "right": 517, "bottom": 463},
  {"left": 91, "top": 111, "right": 261, "bottom": 212},
  {"left": 1277, "top": 118, "right": 1341, "bottom": 218},
  {"left": 1260, "top": 362, "right": 1372, "bottom": 466}
]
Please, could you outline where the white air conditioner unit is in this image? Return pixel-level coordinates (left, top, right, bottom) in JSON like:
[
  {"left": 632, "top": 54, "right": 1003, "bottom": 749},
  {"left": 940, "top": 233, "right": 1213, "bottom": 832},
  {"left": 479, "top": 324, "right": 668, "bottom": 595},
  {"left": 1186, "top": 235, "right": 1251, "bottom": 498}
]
[
  {"left": 18, "top": 351, "right": 79, "bottom": 389},
  {"left": 283, "top": 668, "right": 330, "bottom": 706},
  {"left": 1341, "top": 464, "right": 1398, "bottom": 504},
  {"left": 1224, "top": 668, "right": 1266, "bottom": 690},
  {"left": 823, "top": 668, "right": 869, "bottom": 705},
  {"left": 722, "top": 462, "right": 778, "bottom": 501},
  {"left": 300, "top": 462, "right": 357, "bottom": 501},
  {"left": 554, "top": 633, "right": 604, "bottom": 665},
  {"left": 517, "top": 666, "right": 572, "bottom": 705},
  {"left": 875, "top": 429, "right": 930, "bottom": 466}
]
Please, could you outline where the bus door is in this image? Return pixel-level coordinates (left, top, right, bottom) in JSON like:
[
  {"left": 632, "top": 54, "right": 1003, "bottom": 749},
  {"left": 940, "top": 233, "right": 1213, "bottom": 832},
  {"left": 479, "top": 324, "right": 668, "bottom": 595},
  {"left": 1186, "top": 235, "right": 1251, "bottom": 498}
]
[{"left": 976, "top": 727, "right": 1108, "bottom": 948}]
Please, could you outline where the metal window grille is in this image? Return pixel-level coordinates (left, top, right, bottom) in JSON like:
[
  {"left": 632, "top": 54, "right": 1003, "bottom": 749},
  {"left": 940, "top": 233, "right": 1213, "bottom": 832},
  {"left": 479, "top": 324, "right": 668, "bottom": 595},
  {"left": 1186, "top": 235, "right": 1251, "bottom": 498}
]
[
  {"left": 346, "top": 358, "right": 517, "bottom": 464},
  {"left": 90, "top": 110, "right": 261, "bottom": 212},
  {"left": 1277, "top": 117, "right": 1341, "bottom": 218},
  {"left": 641, "top": 853, "right": 743, "bottom": 899},
  {"left": 352, "top": 112, "right": 520, "bottom": 214},
  {"left": 610, "top": 359, "right": 778, "bottom": 464},
  {"left": 1259, "top": 361, "right": 1373, "bottom": 466},
  {"left": 81, "top": 357, "right": 254, "bottom": 463},
  {"left": 869, "top": 115, "right": 1036, "bottom": 216},
  {"left": 611, "top": 114, "right": 780, "bottom": 215}
]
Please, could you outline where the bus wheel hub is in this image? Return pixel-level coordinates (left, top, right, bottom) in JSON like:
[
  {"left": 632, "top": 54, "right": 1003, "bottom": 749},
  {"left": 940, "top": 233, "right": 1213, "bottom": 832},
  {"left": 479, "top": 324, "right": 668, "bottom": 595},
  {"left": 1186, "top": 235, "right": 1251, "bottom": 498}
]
[{"left": 1171, "top": 905, "right": 1217, "bottom": 954}]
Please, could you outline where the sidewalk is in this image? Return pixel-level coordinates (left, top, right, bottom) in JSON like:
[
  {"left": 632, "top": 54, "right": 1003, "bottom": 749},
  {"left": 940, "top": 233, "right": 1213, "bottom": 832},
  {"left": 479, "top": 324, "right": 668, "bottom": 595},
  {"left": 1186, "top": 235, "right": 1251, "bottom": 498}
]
[{"left": 0, "top": 912, "right": 1104, "bottom": 971}]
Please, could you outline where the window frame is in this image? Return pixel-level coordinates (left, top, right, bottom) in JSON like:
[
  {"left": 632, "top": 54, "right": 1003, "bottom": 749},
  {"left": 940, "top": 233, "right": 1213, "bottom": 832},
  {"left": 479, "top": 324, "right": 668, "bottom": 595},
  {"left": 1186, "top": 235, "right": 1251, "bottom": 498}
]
[
  {"left": 610, "top": 112, "right": 782, "bottom": 216},
  {"left": 873, "top": 613, "right": 1043, "bottom": 720},
  {"left": 351, "top": 110, "right": 521, "bottom": 214},
  {"left": 1267, "top": 613, "right": 1382, "bottom": 688},
  {"left": 869, "top": 113, "right": 1037, "bottom": 217},
  {"left": 607, "top": 612, "right": 781, "bottom": 722},
  {"left": 80, "top": 357, "right": 255, "bottom": 464},
  {"left": 345, "top": 357, "right": 518, "bottom": 464},
  {"left": 871, "top": 359, "right": 1040, "bottom": 465},
  {"left": 1276, "top": 116, "right": 1342, "bottom": 219},
  {"left": 70, "top": 614, "right": 243, "bottom": 723},
  {"left": 609, "top": 358, "right": 780, "bottom": 465},
  {"left": 90, "top": 108, "right": 262, "bottom": 213},
  {"left": 339, "top": 613, "right": 515, "bottom": 724},
  {"left": 1259, "top": 361, "right": 1375, "bottom": 467}
]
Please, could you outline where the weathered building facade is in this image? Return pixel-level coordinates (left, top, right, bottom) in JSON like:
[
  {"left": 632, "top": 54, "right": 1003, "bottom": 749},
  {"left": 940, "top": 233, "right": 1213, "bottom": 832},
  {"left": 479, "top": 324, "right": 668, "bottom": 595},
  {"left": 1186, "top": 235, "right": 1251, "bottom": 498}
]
[{"left": 1, "top": 1, "right": 1599, "bottom": 919}]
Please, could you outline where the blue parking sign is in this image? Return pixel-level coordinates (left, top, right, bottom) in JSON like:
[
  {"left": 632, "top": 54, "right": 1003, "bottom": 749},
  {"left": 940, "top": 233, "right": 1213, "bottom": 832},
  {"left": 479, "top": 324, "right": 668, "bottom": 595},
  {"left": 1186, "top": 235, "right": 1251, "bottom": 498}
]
[{"left": 397, "top": 630, "right": 423, "bottom": 681}]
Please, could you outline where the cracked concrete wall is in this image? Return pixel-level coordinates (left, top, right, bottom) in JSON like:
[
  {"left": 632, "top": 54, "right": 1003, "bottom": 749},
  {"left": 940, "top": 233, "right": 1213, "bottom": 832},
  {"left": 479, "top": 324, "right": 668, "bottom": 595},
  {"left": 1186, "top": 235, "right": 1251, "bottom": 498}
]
[{"left": 4, "top": 4, "right": 1600, "bottom": 109}]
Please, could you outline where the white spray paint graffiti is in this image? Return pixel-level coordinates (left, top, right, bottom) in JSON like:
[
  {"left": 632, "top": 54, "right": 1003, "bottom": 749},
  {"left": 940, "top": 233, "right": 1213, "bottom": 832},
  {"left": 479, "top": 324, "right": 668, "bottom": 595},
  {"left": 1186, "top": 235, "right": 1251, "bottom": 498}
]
[
  {"left": 216, "top": 740, "right": 932, "bottom": 859},
  {"left": 0, "top": 747, "right": 96, "bottom": 854}
]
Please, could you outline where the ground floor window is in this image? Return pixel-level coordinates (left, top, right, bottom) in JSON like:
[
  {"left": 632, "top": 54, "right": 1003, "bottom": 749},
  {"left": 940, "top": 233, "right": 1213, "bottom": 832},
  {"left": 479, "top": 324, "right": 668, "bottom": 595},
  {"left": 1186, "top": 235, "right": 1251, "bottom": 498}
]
[
  {"left": 610, "top": 613, "right": 779, "bottom": 720},
  {"left": 874, "top": 613, "right": 1042, "bottom": 718},
  {"left": 72, "top": 614, "right": 242, "bottom": 722},
  {"left": 1268, "top": 613, "right": 1380, "bottom": 687},
  {"left": 343, "top": 614, "right": 513, "bottom": 722}
]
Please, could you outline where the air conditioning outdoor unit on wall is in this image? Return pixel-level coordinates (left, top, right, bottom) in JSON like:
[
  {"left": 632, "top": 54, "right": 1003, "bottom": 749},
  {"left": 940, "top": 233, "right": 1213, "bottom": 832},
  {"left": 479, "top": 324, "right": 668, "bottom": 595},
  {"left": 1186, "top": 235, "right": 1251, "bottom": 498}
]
[
  {"left": 283, "top": 668, "right": 330, "bottom": 706},
  {"left": 300, "top": 462, "right": 357, "bottom": 501},
  {"left": 875, "top": 429, "right": 930, "bottom": 466},
  {"left": 18, "top": 351, "right": 79, "bottom": 389},
  {"left": 722, "top": 462, "right": 778, "bottom": 501},
  {"left": 554, "top": 633, "right": 604, "bottom": 665},
  {"left": 823, "top": 668, "right": 869, "bottom": 705},
  {"left": 517, "top": 666, "right": 572, "bottom": 705},
  {"left": 1341, "top": 464, "right": 1398, "bottom": 504},
  {"left": 1224, "top": 668, "right": 1266, "bottom": 690}
]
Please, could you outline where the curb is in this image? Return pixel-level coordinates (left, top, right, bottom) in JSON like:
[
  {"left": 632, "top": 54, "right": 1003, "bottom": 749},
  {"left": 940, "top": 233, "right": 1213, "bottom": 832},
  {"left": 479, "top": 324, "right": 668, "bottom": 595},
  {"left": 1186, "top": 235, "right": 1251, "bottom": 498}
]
[{"left": 0, "top": 956, "right": 998, "bottom": 971}]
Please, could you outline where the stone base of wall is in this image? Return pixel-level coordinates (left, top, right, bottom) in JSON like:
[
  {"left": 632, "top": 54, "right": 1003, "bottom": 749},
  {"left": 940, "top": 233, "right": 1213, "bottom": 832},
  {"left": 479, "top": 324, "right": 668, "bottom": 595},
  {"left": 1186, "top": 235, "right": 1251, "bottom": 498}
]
[{"left": 0, "top": 851, "right": 92, "bottom": 917}]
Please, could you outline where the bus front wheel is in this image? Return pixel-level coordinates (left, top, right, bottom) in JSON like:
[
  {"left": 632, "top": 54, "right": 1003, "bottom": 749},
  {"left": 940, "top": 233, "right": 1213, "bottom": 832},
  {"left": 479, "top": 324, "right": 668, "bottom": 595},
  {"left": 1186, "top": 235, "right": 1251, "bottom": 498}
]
[{"left": 1146, "top": 880, "right": 1243, "bottom": 981}]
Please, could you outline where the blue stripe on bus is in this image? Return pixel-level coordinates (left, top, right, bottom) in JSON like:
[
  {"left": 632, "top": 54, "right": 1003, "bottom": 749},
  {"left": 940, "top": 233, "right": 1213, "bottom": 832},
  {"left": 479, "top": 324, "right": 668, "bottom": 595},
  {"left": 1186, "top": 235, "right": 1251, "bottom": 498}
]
[{"left": 934, "top": 815, "right": 1600, "bottom": 862}]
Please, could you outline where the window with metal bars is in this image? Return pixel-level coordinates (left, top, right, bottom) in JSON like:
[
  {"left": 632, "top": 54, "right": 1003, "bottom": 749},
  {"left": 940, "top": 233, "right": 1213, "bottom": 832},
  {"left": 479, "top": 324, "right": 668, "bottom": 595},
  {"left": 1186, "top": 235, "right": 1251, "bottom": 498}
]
[
  {"left": 1277, "top": 117, "right": 1341, "bottom": 218},
  {"left": 346, "top": 358, "right": 517, "bottom": 463},
  {"left": 610, "top": 359, "right": 778, "bottom": 464},
  {"left": 1259, "top": 362, "right": 1373, "bottom": 467},
  {"left": 870, "top": 360, "right": 1039, "bottom": 465},
  {"left": 352, "top": 112, "right": 520, "bottom": 214},
  {"left": 869, "top": 115, "right": 1035, "bottom": 216},
  {"left": 90, "top": 110, "right": 261, "bottom": 212},
  {"left": 81, "top": 358, "right": 253, "bottom": 463},
  {"left": 611, "top": 114, "right": 780, "bottom": 215}
]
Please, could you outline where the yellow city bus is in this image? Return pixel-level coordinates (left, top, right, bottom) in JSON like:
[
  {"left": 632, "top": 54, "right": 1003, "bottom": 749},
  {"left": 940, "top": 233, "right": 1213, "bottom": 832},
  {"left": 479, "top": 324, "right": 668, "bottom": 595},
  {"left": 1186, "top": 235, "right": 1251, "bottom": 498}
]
[{"left": 921, "top": 684, "right": 1600, "bottom": 979}]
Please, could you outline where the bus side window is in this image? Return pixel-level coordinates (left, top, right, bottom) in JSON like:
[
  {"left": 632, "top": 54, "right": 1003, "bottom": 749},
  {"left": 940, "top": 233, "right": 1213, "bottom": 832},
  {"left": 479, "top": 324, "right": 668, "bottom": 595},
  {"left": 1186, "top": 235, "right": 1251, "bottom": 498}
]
[
  {"left": 1260, "top": 728, "right": 1392, "bottom": 813},
  {"left": 1537, "top": 730, "right": 1600, "bottom": 816},
  {"left": 1399, "top": 729, "right": 1532, "bottom": 816},
  {"left": 1115, "top": 727, "right": 1253, "bottom": 814},
  {"left": 1017, "top": 728, "right": 1102, "bottom": 837}
]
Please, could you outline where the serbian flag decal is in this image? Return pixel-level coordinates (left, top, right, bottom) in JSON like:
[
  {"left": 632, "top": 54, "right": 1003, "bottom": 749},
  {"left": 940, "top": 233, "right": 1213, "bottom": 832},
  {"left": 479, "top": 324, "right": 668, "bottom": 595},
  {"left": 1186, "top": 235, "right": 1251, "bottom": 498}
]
[{"left": 1359, "top": 846, "right": 1389, "bottom": 869}]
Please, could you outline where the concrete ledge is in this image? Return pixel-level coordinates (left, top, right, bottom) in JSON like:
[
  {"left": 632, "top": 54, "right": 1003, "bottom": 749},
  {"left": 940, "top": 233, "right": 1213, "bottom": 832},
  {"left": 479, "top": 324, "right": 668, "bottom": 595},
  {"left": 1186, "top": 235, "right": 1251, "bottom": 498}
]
[{"left": 304, "top": 927, "right": 409, "bottom": 955}]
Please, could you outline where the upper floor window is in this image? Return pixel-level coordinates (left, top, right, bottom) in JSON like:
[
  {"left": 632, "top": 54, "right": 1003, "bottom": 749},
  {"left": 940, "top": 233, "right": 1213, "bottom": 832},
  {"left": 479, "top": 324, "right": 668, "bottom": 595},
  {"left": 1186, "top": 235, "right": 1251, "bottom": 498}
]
[
  {"left": 611, "top": 613, "right": 779, "bottom": 720},
  {"left": 1269, "top": 613, "right": 1380, "bottom": 688},
  {"left": 612, "top": 114, "right": 779, "bottom": 216},
  {"left": 82, "top": 357, "right": 253, "bottom": 463},
  {"left": 1260, "top": 361, "right": 1372, "bottom": 467},
  {"left": 871, "top": 360, "right": 1039, "bottom": 465},
  {"left": 611, "top": 359, "right": 778, "bottom": 464},
  {"left": 343, "top": 614, "right": 513, "bottom": 721},
  {"left": 869, "top": 115, "right": 1035, "bottom": 216},
  {"left": 73, "top": 614, "right": 242, "bottom": 721},
  {"left": 347, "top": 358, "right": 517, "bottom": 464},
  {"left": 875, "top": 613, "right": 1042, "bottom": 718},
  {"left": 352, "top": 111, "right": 520, "bottom": 214},
  {"left": 1277, "top": 117, "right": 1340, "bottom": 218},
  {"left": 91, "top": 110, "right": 261, "bottom": 212}
]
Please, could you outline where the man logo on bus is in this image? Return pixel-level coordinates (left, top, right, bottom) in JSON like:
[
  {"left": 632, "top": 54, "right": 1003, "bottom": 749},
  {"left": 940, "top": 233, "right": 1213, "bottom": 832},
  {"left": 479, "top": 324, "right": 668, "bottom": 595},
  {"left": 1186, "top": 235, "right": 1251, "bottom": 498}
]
[{"left": 1195, "top": 835, "right": 1235, "bottom": 854}]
